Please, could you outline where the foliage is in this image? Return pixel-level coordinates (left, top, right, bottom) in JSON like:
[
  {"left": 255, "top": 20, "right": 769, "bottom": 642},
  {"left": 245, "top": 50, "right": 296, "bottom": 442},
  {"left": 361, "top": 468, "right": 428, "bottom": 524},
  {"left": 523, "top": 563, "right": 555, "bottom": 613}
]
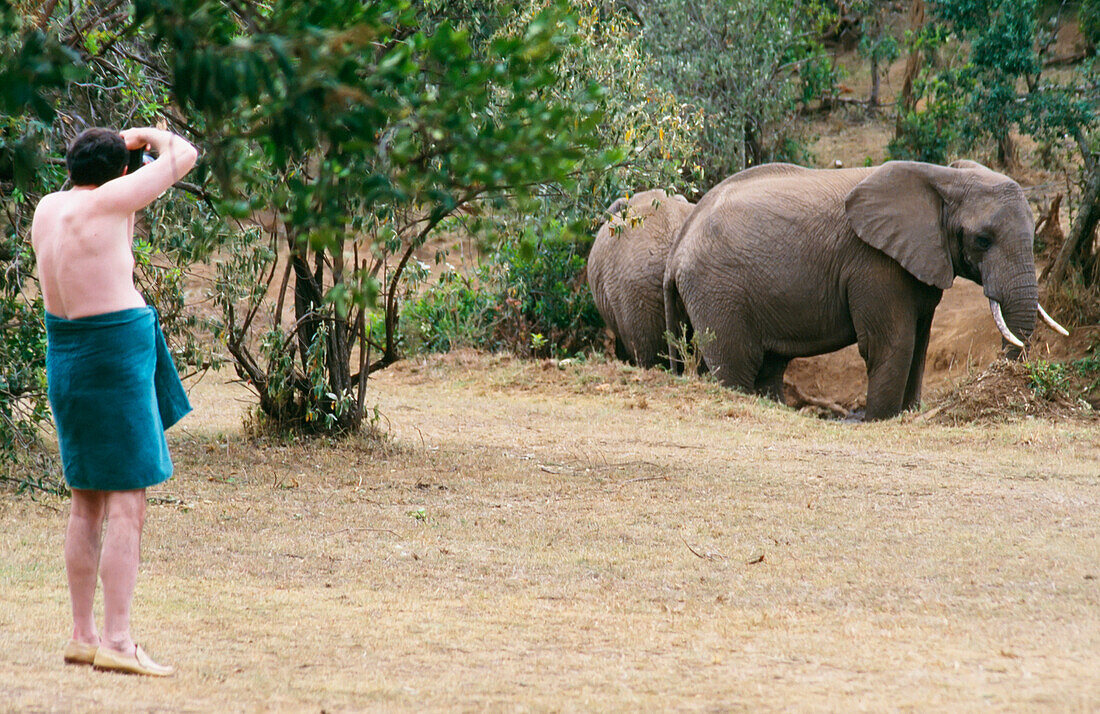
[
  {"left": 0, "top": 2, "right": 77, "bottom": 481},
  {"left": 1026, "top": 358, "right": 1073, "bottom": 399},
  {"left": 400, "top": 271, "right": 495, "bottom": 354},
  {"left": 889, "top": 52, "right": 967, "bottom": 163},
  {"left": 402, "top": 223, "right": 601, "bottom": 359},
  {"left": 892, "top": 1, "right": 1095, "bottom": 164},
  {"left": 1026, "top": 351, "right": 1100, "bottom": 406},
  {"left": 1081, "top": 0, "right": 1100, "bottom": 47},
  {"left": 0, "top": 0, "right": 707, "bottom": 445},
  {"left": 640, "top": 0, "right": 839, "bottom": 184},
  {"left": 890, "top": 1, "right": 1098, "bottom": 322},
  {"left": 485, "top": 225, "right": 602, "bottom": 357},
  {"left": 1070, "top": 350, "right": 1100, "bottom": 395},
  {"left": 131, "top": 0, "right": 699, "bottom": 433}
]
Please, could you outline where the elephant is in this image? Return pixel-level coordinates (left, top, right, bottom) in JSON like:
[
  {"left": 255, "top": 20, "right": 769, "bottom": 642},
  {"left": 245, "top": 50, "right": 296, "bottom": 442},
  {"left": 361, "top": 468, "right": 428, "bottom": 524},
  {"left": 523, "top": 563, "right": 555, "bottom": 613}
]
[
  {"left": 663, "top": 160, "right": 1068, "bottom": 420},
  {"left": 588, "top": 189, "right": 695, "bottom": 367}
]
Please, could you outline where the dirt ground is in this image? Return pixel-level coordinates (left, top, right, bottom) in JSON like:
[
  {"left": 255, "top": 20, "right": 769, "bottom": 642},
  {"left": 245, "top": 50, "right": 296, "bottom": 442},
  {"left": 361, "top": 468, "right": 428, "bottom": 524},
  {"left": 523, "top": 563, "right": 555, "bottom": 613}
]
[{"left": 1, "top": 349, "right": 1098, "bottom": 712}]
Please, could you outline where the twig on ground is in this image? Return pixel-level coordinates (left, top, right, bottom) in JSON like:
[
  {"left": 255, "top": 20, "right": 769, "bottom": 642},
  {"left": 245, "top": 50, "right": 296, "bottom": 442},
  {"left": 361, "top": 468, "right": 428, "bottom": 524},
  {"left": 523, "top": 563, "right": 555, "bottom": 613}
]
[
  {"left": 618, "top": 475, "right": 670, "bottom": 487},
  {"left": 323, "top": 527, "right": 398, "bottom": 537},
  {"left": 679, "top": 533, "right": 727, "bottom": 561}
]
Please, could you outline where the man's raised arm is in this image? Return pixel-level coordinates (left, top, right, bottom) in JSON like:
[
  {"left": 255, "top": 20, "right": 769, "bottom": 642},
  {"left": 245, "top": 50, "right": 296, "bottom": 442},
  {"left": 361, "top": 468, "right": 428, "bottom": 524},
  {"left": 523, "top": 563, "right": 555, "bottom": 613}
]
[{"left": 94, "top": 127, "right": 198, "bottom": 214}]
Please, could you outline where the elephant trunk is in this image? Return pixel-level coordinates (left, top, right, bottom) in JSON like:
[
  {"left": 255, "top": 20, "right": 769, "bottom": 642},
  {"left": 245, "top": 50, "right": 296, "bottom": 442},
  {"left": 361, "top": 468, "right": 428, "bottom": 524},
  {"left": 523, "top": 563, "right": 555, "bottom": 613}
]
[{"left": 988, "top": 265, "right": 1038, "bottom": 359}]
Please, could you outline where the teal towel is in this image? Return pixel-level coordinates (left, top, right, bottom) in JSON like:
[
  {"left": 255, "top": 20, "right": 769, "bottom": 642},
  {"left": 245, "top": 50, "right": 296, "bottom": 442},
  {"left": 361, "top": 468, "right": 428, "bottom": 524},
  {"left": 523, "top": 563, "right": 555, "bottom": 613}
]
[{"left": 46, "top": 306, "right": 192, "bottom": 491}]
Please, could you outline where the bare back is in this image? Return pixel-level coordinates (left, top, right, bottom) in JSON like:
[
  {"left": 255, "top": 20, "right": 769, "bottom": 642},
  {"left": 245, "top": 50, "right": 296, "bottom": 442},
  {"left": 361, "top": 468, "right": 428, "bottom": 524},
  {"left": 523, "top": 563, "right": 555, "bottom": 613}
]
[
  {"left": 32, "top": 190, "right": 144, "bottom": 319},
  {"left": 32, "top": 128, "right": 198, "bottom": 319}
]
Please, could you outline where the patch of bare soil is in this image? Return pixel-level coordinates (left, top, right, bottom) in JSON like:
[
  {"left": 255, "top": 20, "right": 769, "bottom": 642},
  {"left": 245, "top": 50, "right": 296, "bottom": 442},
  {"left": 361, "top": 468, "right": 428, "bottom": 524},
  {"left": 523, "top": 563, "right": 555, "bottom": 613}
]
[{"left": 923, "top": 360, "right": 1098, "bottom": 425}]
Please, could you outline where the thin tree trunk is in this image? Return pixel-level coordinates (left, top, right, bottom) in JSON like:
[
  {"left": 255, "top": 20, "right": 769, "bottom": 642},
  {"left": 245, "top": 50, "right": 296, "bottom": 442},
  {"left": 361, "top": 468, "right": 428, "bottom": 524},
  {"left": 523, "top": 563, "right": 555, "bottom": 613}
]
[
  {"left": 997, "top": 132, "right": 1019, "bottom": 172},
  {"left": 869, "top": 54, "right": 881, "bottom": 110},
  {"left": 896, "top": 0, "right": 926, "bottom": 139},
  {"left": 1049, "top": 165, "right": 1100, "bottom": 289}
]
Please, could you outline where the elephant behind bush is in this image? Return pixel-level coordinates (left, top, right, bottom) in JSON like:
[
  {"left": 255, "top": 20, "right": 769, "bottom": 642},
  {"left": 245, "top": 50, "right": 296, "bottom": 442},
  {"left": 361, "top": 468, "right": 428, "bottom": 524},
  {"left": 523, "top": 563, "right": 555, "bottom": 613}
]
[{"left": 588, "top": 189, "right": 695, "bottom": 367}]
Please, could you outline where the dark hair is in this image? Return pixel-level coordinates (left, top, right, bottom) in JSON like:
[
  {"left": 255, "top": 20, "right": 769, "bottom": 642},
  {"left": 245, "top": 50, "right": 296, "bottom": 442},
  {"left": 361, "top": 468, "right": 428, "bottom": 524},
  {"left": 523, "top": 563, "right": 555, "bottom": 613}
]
[{"left": 66, "top": 128, "right": 127, "bottom": 186}]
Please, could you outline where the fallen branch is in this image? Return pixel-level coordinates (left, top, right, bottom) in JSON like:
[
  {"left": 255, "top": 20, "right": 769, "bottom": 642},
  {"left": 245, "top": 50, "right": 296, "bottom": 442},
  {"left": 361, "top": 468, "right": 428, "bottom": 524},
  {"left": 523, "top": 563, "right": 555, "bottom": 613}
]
[
  {"left": 679, "top": 533, "right": 727, "bottom": 561},
  {"left": 785, "top": 381, "right": 850, "bottom": 418}
]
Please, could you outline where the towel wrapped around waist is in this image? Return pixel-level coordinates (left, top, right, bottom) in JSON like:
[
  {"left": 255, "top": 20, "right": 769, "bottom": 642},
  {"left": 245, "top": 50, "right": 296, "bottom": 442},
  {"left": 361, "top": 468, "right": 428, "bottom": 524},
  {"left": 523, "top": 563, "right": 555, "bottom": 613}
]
[{"left": 46, "top": 306, "right": 192, "bottom": 491}]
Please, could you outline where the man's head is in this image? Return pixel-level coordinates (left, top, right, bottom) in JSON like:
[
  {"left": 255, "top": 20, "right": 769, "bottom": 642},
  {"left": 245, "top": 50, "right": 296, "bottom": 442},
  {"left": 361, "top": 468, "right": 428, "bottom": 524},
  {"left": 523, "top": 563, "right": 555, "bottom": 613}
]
[{"left": 66, "top": 128, "right": 127, "bottom": 187}]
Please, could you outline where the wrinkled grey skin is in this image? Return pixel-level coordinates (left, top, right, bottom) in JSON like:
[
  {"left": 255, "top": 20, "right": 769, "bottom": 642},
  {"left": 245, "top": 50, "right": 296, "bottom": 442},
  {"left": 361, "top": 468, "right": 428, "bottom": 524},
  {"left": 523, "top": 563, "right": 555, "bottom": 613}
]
[
  {"left": 663, "top": 160, "right": 1038, "bottom": 420},
  {"left": 588, "top": 189, "right": 695, "bottom": 367}
]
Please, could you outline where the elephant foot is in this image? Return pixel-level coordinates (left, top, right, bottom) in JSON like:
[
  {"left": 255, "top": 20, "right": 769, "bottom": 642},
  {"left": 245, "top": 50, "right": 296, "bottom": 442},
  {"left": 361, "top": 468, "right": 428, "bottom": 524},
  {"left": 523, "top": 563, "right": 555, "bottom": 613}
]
[{"left": 843, "top": 409, "right": 866, "bottom": 423}]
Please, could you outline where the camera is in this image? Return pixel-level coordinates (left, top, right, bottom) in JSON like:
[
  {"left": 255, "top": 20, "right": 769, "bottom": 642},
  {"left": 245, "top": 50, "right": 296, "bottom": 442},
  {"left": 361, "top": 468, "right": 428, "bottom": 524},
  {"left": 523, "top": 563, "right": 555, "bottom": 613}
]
[{"left": 127, "top": 148, "right": 154, "bottom": 174}]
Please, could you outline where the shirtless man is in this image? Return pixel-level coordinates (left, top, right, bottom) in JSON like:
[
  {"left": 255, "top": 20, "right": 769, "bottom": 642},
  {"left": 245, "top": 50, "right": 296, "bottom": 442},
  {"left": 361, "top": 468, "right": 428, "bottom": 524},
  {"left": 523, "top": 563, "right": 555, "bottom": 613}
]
[{"left": 32, "top": 126, "right": 197, "bottom": 676}]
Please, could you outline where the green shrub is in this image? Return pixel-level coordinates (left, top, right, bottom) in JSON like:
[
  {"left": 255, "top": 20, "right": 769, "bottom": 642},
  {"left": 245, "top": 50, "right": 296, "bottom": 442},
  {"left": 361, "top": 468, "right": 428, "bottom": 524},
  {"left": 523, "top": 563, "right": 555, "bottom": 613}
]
[
  {"left": 487, "top": 224, "right": 602, "bottom": 358},
  {"left": 1026, "top": 351, "right": 1100, "bottom": 406},
  {"left": 400, "top": 272, "right": 495, "bottom": 354},
  {"left": 1026, "top": 359, "right": 1072, "bottom": 400},
  {"left": 403, "top": 221, "right": 602, "bottom": 359},
  {"left": 889, "top": 69, "right": 967, "bottom": 163},
  {"left": 1070, "top": 350, "right": 1100, "bottom": 395},
  {"left": 1082, "top": 0, "right": 1100, "bottom": 47}
]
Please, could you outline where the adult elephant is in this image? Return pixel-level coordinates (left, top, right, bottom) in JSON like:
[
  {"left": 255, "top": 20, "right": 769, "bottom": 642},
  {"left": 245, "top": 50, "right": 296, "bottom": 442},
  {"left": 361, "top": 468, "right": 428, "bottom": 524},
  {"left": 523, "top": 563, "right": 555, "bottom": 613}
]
[
  {"left": 589, "top": 189, "right": 695, "bottom": 367},
  {"left": 663, "top": 160, "right": 1067, "bottom": 420}
]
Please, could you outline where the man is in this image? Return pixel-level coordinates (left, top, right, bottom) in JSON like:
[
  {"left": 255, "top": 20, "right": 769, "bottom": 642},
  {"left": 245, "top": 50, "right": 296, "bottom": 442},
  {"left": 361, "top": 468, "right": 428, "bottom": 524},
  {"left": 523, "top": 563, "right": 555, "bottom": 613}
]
[{"left": 31, "top": 126, "right": 198, "bottom": 676}]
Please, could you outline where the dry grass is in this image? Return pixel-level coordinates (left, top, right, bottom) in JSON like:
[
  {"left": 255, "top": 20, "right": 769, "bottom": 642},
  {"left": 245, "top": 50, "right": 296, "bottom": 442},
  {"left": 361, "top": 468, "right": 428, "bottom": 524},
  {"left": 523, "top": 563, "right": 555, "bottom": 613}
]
[{"left": 2, "top": 351, "right": 1099, "bottom": 712}]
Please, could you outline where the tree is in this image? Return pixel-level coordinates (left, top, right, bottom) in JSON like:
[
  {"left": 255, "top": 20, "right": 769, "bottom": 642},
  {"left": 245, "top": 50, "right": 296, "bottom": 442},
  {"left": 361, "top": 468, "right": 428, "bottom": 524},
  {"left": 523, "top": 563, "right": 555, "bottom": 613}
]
[
  {"left": 892, "top": 1, "right": 1098, "bottom": 316},
  {"left": 119, "top": 0, "right": 624, "bottom": 432},
  {"left": 638, "top": 0, "right": 838, "bottom": 183},
  {"left": 0, "top": 0, "right": 81, "bottom": 481},
  {"left": 0, "top": 0, "right": 706, "bottom": 451},
  {"left": 855, "top": 0, "right": 900, "bottom": 110}
]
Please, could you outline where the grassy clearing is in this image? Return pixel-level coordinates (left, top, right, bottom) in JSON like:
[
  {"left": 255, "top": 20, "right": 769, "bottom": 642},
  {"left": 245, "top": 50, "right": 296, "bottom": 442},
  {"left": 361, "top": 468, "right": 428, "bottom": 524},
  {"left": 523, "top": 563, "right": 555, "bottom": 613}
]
[{"left": 1, "top": 351, "right": 1098, "bottom": 711}]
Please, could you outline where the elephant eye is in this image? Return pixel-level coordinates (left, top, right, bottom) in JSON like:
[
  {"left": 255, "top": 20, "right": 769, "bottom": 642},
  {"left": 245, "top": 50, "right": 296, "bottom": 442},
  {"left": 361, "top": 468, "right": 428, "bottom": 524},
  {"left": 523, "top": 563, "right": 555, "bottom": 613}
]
[{"left": 974, "top": 234, "right": 993, "bottom": 250}]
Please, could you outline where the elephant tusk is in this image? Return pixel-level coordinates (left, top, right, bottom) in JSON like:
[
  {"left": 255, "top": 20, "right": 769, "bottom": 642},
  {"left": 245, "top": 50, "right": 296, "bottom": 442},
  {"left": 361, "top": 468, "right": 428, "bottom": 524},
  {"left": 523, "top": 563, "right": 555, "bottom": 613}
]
[
  {"left": 1037, "top": 303, "right": 1070, "bottom": 336},
  {"left": 989, "top": 299, "right": 1025, "bottom": 348}
]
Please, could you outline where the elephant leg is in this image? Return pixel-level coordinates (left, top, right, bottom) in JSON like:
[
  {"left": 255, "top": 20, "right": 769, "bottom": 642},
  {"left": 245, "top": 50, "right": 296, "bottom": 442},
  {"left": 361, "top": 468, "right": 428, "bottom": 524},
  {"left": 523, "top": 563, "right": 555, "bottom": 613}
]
[
  {"left": 614, "top": 335, "right": 632, "bottom": 364},
  {"left": 857, "top": 323, "right": 917, "bottom": 421},
  {"left": 701, "top": 320, "right": 760, "bottom": 392},
  {"left": 754, "top": 353, "right": 790, "bottom": 402},
  {"left": 901, "top": 314, "right": 933, "bottom": 412}
]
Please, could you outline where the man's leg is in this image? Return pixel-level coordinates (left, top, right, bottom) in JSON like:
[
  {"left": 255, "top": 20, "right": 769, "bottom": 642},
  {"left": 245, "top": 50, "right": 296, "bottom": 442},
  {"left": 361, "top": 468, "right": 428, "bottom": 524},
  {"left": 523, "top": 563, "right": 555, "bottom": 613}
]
[
  {"left": 65, "top": 489, "right": 107, "bottom": 646},
  {"left": 99, "top": 489, "right": 146, "bottom": 655}
]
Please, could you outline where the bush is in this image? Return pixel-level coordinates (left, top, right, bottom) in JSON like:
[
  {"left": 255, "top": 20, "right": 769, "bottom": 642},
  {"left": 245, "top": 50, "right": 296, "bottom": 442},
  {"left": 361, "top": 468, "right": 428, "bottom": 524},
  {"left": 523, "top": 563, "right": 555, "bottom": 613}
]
[
  {"left": 642, "top": 0, "right": 837, "bottom": 184},
  {"left": 403, "top": 221, "right": 602, "bottom": 359},
  {"left": 400, "top": 272, "right": 495, "bottom": 354},
  {"left": 1026, "top": 359, "right": 1072, "bottom": 400},
  {"left": 1082, "top": 0, "right": 1100, "bottom": 47}
]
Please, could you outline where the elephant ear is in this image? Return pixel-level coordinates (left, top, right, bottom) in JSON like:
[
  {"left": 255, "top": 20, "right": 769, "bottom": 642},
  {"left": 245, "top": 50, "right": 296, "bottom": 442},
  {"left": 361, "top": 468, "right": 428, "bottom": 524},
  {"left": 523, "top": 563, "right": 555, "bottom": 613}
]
[{"left": 845, "top": 161, "right": 960, "bottom": 290}]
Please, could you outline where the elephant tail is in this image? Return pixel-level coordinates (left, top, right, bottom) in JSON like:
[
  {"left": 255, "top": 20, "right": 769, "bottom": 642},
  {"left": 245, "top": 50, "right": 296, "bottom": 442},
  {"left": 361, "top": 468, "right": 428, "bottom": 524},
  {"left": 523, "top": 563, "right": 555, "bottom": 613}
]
[{"left": 663, "top": 272, "right": 689, "bottom": 374}]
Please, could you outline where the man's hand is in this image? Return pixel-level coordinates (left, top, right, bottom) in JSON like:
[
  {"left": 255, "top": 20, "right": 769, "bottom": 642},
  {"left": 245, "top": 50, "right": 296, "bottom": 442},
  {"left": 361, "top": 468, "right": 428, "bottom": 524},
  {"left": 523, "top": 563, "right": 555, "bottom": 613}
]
[
  {"left": 119, "top": 129, "right": 150, "bottom": 152},
  {"left": 119, "top": 127, "right": 180, "bottom": 154}
]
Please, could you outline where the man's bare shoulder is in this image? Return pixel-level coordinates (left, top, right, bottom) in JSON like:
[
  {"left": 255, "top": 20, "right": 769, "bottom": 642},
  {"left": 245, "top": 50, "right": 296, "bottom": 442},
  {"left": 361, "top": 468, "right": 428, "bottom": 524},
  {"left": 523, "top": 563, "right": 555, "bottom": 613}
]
[
  {"left": 32, "top": 192, "right": 63, "bottom": 239},
  {"left": 34, "top": 189, "right": 87, "bottom": 216},
  {"left": 34, "top": 190, "right": 63, "bottom": 213},
  {"left": 34, "top": 189, "right": 102, "bottom": 224}
]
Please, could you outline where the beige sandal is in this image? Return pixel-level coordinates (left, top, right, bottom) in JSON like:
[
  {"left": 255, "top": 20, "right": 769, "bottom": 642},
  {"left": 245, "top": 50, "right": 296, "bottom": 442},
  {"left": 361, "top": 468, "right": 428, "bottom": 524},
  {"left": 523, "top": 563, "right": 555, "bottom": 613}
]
[
  {"left": 93, "top": 644, "right": 174, "bottom": 677},
  {"left": 63, "top": 640, "right": 98, "bottom": 665}
]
